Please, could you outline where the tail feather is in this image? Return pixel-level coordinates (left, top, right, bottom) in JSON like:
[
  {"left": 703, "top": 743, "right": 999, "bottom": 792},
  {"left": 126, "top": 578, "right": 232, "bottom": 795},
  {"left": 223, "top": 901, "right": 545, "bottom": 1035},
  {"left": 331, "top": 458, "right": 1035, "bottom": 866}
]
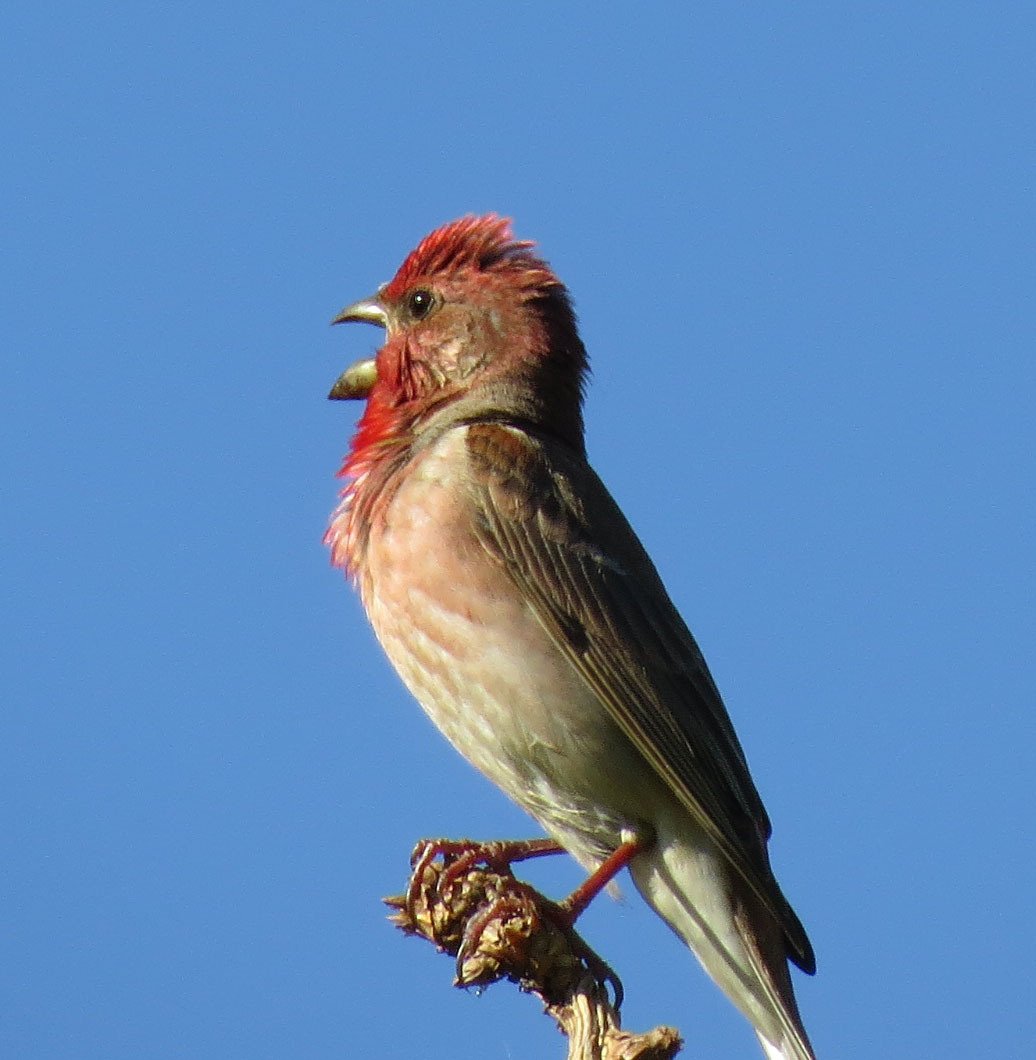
[
  {"left": 629, "top": 813, "right": 815, "bottom": 1060},
  {"left": 758, "top": 1030, "right": 813, "bottom": 1060},
  {"left": 742, "top": 919, "right": 815, "bottom": 1060}
]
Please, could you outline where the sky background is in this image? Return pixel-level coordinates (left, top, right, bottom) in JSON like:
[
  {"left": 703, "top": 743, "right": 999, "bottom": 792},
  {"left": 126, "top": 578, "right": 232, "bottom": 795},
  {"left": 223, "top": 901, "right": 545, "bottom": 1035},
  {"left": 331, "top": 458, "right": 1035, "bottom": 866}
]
[{"left": 3, "top": 4, "right": 1034, "bottom": 1058}]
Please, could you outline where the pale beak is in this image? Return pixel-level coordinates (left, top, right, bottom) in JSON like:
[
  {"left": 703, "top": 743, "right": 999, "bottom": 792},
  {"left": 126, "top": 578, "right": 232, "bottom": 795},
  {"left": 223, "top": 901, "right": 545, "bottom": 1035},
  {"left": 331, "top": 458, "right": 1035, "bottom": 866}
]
[
  {"left": 328, "top": 358, "right": 378, "bottom": 400},
  {"left": 330, "top": 296, "right": 388, "bottom": 328},
  {"left": 329, "top": 293, "right": 387, "bottom": 400}
]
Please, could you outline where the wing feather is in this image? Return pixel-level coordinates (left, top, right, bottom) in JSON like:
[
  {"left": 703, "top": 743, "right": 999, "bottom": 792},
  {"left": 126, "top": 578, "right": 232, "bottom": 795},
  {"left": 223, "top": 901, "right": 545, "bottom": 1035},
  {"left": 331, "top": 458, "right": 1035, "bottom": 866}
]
[{"left": 465, "top": 422, "right": 814, "bottom": 973}]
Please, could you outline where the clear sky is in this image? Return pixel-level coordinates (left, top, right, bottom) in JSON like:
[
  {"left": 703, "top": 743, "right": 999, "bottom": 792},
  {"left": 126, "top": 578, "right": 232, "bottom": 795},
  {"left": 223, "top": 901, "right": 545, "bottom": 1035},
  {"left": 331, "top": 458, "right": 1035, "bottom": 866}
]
[{"left": 3, "top": 4, "right": 1033, "bottom": 1058}]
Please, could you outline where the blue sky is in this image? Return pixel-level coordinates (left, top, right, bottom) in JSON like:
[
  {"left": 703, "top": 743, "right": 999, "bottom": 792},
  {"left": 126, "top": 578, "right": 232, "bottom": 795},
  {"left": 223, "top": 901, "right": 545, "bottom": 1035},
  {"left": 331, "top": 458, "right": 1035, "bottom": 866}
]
[{"left": 3, "top": 4, "right": 1034, "bottom": 1058}]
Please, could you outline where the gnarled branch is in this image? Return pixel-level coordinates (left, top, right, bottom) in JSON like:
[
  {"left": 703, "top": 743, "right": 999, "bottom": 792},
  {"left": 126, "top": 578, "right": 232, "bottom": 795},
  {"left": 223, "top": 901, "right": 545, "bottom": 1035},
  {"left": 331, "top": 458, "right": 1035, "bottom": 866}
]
[{"left": 385, "top": 840, "right": 682, "bottom": 1060}]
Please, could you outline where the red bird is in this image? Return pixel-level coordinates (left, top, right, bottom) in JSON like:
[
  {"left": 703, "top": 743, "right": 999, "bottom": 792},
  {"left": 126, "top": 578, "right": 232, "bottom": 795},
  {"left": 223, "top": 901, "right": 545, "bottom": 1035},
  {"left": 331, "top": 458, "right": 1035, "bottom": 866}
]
[{"left": 326, "top": 216, "right": 816, "bottom": 1060}]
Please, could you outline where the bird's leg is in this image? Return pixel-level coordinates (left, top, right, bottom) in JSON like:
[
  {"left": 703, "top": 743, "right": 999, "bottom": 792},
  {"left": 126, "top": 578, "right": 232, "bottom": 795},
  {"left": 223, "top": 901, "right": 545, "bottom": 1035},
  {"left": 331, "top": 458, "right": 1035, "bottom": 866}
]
[{"left": 556, "top": 834, "right": 649, "bottom": 923}]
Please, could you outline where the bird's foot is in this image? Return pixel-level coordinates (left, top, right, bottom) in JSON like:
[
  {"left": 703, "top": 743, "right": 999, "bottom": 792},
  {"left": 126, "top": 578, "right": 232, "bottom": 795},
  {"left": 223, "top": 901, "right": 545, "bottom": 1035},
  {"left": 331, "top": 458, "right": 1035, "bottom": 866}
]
[
  {"left": 456, "top": 888, "right": 625, "bottom": 1009},
  {"left": 388, "top": 837, "right": 623, "bottom": 1008},
  {"left": 407, "top": 836, "right": 563, "bottom": 908}
]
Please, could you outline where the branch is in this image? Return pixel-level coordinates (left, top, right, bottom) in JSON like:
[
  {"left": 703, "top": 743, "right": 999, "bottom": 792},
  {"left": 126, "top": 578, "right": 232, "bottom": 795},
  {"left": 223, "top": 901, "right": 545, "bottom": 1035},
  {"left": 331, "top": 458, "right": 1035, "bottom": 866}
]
[{"left": 385, "top": 840, "right": 682, "bottom": 1060}]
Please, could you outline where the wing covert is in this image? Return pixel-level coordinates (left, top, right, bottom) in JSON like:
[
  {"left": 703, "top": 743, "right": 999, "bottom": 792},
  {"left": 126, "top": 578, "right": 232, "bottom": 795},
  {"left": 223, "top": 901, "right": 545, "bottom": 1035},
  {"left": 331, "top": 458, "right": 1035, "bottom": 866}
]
[{"left": 464, "top": 421, "right": 814, "bottom": 973}]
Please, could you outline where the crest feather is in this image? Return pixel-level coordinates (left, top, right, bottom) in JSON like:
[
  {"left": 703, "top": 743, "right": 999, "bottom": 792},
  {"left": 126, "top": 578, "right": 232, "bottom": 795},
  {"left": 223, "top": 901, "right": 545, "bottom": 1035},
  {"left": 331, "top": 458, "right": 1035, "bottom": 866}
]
[{"left": 384, "top": 215, "right": 553, "bottom": 297}]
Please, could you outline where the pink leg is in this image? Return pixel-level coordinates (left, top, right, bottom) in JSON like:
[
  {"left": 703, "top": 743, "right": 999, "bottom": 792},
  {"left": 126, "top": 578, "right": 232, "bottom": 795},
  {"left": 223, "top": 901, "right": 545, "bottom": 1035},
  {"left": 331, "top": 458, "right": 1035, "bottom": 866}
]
[{"left": 558, "top": 835, "right": 649, "bottom": 923}]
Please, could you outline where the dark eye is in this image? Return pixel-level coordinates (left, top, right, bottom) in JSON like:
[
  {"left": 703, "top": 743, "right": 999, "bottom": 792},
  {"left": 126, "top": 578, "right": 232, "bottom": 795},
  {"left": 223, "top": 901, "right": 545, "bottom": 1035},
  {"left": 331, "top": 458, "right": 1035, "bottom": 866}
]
[{"left": 407, "top": 288, "right": 435, "bottom": 320}]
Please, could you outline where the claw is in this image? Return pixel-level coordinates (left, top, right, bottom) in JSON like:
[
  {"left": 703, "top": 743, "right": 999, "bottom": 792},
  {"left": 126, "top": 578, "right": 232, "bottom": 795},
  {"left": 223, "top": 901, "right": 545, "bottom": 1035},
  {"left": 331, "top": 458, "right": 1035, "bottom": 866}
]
[
  {"left": 454, "top": 893, "right": 532, "bottom": 985},
  {"left": 394, "top": 836, "right": 627, "bottom": 1010}
]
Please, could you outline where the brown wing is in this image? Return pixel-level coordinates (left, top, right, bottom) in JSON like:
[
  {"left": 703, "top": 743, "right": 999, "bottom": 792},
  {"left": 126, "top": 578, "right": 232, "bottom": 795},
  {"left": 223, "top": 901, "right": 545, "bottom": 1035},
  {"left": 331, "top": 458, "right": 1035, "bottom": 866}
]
[{"left": 465, "top": 422, "right": 814, "bottom": 973}]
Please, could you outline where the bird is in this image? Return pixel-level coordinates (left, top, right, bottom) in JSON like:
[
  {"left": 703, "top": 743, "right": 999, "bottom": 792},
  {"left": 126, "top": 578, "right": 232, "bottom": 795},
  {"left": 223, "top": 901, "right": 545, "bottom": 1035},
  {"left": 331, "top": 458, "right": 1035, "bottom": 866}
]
[{"left": 325, "top": 215, "right": 816, "bottom": 1060}]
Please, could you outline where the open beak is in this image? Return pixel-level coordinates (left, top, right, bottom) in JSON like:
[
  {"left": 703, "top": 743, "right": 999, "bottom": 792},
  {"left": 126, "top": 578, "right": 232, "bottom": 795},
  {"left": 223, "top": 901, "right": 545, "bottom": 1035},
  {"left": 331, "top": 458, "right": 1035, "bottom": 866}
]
[
  {"left": 328, "top": 357, "right": 378, "bottom": 400},
  {"left": 328, "top": 294, "right": 387, "bottom": 400}
]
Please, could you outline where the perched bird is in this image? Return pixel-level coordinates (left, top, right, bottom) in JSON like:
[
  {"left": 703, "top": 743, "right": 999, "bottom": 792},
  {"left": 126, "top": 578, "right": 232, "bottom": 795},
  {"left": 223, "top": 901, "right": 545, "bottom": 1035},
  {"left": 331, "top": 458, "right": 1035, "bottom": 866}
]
[{"left": 326, "top": 216, "right": 816, "bottom": 1060}]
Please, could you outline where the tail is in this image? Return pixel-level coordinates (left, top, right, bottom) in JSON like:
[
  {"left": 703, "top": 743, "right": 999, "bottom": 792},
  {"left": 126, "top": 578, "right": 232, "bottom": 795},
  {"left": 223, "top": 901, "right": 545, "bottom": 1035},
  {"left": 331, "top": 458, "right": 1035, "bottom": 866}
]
[
  {"left": 628, "top": 813, "right": 815, "bottom": 1060},
  {"left": 758, "top": 1032, "right": 813, "bottom": 1060}
]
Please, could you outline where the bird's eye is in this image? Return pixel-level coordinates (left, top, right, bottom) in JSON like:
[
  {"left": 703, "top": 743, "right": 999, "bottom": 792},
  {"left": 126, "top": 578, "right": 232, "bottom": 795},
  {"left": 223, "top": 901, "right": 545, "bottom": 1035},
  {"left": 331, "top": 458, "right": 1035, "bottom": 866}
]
[{"left": 407, "top": 289, "right": 435, "bottom": 320}]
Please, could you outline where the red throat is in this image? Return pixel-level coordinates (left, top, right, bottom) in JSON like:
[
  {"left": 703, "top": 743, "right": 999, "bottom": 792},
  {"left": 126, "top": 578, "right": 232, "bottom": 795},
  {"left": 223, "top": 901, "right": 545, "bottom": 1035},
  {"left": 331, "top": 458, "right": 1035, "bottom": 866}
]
[
  {"left": 325, "top": 214, "right": 578, "bottom": 573},
  {"left": 324, "top": 383, "right": 404, "bottom": 575}
]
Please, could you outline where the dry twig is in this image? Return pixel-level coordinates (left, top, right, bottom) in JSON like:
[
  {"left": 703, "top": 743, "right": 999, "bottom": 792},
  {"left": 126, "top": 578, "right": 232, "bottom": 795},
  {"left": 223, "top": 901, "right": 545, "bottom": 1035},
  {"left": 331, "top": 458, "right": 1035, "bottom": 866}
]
[{"left": 384, "top": 840, "right": 682, "bottom": 1060}]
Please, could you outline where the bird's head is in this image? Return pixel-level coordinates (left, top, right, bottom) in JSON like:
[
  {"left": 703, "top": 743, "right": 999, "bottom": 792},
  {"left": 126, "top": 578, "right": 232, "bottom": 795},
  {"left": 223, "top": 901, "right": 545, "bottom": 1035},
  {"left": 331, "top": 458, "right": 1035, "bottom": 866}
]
[{"left": 329, "top": 215, "right": 588, "bottom": 452}]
